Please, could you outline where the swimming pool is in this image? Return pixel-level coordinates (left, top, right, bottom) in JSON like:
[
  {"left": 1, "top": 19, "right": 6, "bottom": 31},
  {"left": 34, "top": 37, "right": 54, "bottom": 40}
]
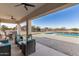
[
  {"left": 46, "top": 32, "right": 79, "bottom": 37},
  {"left": 58, "top": 33, "right": 79, "bottom": 37}
]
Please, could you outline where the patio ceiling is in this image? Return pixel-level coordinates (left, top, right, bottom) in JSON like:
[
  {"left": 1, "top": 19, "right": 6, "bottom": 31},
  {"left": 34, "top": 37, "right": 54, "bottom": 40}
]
[
  {"left": 0, "top": 3, "right": 45, "bottom": 23},
  {"left": 0, "top": 3, "right": 76, "bottom": 24}
]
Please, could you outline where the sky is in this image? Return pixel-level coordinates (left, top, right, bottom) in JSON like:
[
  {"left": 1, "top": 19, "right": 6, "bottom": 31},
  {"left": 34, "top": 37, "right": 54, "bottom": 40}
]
[{"left": 32, "top": 4, "right": 79, "bottom": 29}]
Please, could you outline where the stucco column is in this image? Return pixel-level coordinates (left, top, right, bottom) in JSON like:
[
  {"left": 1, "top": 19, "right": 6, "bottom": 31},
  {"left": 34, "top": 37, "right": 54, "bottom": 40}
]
[
  {"left": 26, "top": 19, "right": 32, "bottom": 40},
  {"left": 17, "top": 23, "right": 21, "bottom": 35}
]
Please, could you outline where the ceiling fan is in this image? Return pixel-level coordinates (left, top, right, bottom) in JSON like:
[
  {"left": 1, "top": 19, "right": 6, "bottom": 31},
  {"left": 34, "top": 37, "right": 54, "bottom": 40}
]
[
  {"left": 10, "top": 16, "right": 16, "bottom": 20},
  {"left": 15, "top": 3, "right": 35, "bottom": 11}
]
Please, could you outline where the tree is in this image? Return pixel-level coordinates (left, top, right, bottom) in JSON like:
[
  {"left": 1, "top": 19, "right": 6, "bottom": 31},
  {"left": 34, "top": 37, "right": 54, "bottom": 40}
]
[
  {"left": 36, "top": 26, "right": 41, "bottom": 32},
  {"left": 1, "top": 25, "right": 8, "bottom": 39},
  {"left": 32, "top": 26, "right": 36, "bottom": 32},
  {"left": 32, "top": 26, "right": 41, "bottom": 32},
  {"left": 70, "top": 28, "right": 79, "bottom": 31},
  {"left": 12, "top": 27, "right": 16, "bottom": 30},
  {"left": 1, "top": 25, "right": 9, "bottom": 30}
]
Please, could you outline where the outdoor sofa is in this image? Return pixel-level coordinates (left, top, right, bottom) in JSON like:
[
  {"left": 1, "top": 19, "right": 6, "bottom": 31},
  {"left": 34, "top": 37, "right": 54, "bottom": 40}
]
[{"left": 0, "top": 40, "right": 11, "bottom": 56}]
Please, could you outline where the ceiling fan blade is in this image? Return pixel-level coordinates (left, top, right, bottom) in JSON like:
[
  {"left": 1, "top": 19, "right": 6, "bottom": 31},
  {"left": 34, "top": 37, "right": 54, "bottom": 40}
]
[
  {"left": 22, "top": 3, "right": 35, "bottom": 7},
  {"left": 15, "top": 4, "right": 23, "bottom": 7},
  {"left": 24, "top": 6, "right": 28, "bottom": 10},
  {"left": 14, "top": 3, "right": 35, "bottom": 11}
]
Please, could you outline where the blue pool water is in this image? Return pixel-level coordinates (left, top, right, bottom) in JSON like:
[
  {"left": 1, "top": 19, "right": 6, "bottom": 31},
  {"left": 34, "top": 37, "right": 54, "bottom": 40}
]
[
  {"left": 46, "top": 32, "right": 79, "bottom": 37},
  {"left": 57, "top": 33, "right": 79, "bottom": 37}
]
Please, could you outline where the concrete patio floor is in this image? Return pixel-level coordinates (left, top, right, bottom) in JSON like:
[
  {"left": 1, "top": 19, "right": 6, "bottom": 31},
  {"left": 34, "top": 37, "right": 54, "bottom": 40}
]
[
  {"left": 30, "top": 43, "right": 67, "bottom": 56},
  {"left": 11, "top": 40, "right": 23, "bottom": 56},
  {"left": 10, "top": 40, "right": 67, "bottom": 56}
]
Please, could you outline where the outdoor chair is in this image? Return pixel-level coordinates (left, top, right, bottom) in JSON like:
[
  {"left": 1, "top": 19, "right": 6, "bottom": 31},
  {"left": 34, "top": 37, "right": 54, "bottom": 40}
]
[
  {"left": 21, "top": 39, "right": 36, "bottom": 56},
  {"left": 21, "top": 34, "right": 36, "bottom": 56},
  {"left": 15, "top": 35, "right": 23, "bottom": 45}
]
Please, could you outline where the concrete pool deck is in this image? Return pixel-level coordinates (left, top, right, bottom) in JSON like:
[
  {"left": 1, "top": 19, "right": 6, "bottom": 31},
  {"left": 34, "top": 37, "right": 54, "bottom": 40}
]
[
  {"left": 33, "top": 33, "right": 79, "bottom": 56},
  {"left": 33, "top": 33, "right": 79, "bottom": 44}
]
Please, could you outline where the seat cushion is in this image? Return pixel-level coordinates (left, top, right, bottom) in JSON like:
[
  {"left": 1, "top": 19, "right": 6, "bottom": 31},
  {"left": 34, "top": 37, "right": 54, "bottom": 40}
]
[{"left": 0, "top": 40, "right": 8, "bottom": 43}]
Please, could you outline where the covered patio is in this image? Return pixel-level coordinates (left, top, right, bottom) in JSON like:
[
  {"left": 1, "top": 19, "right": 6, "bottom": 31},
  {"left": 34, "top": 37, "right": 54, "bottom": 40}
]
[{"left": 0, "top": 3, "right": 76, "bottom": 56}]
